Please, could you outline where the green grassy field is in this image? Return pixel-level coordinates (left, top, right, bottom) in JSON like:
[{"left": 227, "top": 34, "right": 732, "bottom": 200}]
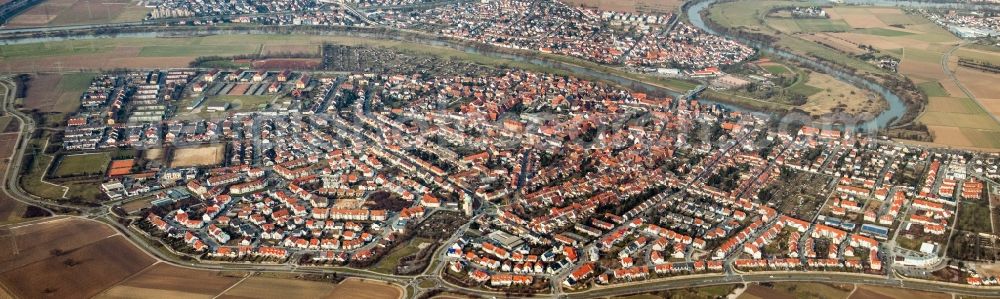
[
  {"left": 53, "top": 152, "right": 110, "bottom": 177},
  {"left": 21, "top": 154, "right": 66, "bottom": 199},
  {"left": 793, "top": 18, "right": 851, "bottom": 32},
  {"left": 956, "top": 48, "right": 1000, "bottom": 65},
  {"left": 956, "top": 200, "right": 993, "bottom": 234},
  {"left": 0, "top": 116, "right": 12, "bottom": 133},
  {"left": 918, "top": 81, "right": 949, "bottom": 97},
  {"left": 874, "top": 13, "right": 924, "bottom": 26},
  {"left": 51, "top": 72, "right": 97, "bottom": 114},
  {"left": 0, "top": 40, "right": 117, "bottom": 59},
  {"left": 920, "top": 112, "right": 1000, "bottom": 131},
  {"left": 784, "top": 67, "right": 818, "bottom": 96},
  {"left": 768, "top": 282, "right": 852, "bottom": 299},
  {"left": 926, "top": 97, "right": 985, "bottom": 114},
  {"left": 960, "top": 128, "right": 1000, "bottom": 149},
  {"left": 763, "top": 64, "right": 790, "bottom": 75},
  {"left": 855, "top": 27, "right": 914, "bottom": 36},
  {"left": 777, "top": 36, "right": 885, "bottom": 74},
  {"left": 904, "top": 47, "right": 945, "bottom": 64},
  {"left": 138, "top": 45, "right": 259, "bottom": 57},
  {"left": 210, "top": 95, "right": 273, "bottom": 111},
  {"left": 371, "top": 237, "right": 433, "bottom": 274}
]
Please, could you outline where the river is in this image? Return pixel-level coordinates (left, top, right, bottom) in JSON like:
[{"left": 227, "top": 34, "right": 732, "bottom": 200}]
[
  {"left": 3, "top": 6, "right": 911, "bottom": 131},
  {"left": 687, "top": 0, "right": 911, "bottom": 132}
]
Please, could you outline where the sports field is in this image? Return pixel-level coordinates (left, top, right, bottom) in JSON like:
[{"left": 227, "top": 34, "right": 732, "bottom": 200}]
[
  {"left": 53, "top": 152, "right": 110, "bottom": 177},
  {"left": 171, "top": 145, "right": 225, "bottom": 168}
]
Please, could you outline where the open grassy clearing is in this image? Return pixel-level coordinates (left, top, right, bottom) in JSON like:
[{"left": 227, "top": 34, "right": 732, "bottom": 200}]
[
  {"left": 21, "top": 72, "right": 96, "bottom": 114},
  {"left": 20, "top": 153, "right": 65, "bottom": 199},
  {"left": 371, "top": 237, "right": 432, "bottom": 274},
  {"left": 762, "top": 63, "right": 791, "bottom": 75},
  {"left": 783, "top": 69, "right": 881, "bottom": 116},
  {"left": 138, "top": 44, "right": 259, "bottom": 57},
  {"left": 791, "top": 18, "right": 852, "bottom": 32},
  {"left": 917, "top": 81, "right": 949, "bottom": 97},
  {"left": 53, "top": 152, "right": 110, "bottom": 177},
  {"left": 925, "top": 97, "right": 983, "bottom": 114},
  {"left": 956, "top": 200, "right": 993, "bottom": 234},
  {"left": 211, "top": 95, "right": 273, "bottom": 110}
]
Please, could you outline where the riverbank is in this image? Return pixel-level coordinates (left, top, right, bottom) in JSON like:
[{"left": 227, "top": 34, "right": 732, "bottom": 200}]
[{"left": 687, "top": 0, "right": 916, "bottom": 132}]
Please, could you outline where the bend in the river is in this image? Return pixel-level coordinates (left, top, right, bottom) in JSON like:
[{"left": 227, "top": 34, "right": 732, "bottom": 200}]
[{"left": 686, "top": 0, "right": 909, "bottom": 132}]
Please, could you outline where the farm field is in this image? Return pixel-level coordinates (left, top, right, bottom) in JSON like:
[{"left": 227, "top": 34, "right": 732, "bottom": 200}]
[
  {"left": 738, "top": 282, "right": 852, "bottom": 299},
  {"left": 915, "top": 52, "right": 1000, "bottom": 149},
  {"left": 21, "top": 72, "right": 96, "bottom": 114},
  {"left": 953, "top": 67, "right": 1000, "bottom": 119},
  {"left": 219, "top": 276, "right": 339, "bottom": 298},
  {"left": 5, "top": 0, "right": 149, "bottom": 28},
  {"left": 0, "top": 33, "right": 698, "bottom": 93},
  {"left": 0, "top": 217, "right": 156, "bottom": 299},
  {"left": 0, "top": 236, "right": 156, "bottom": 298},
  {"left": 97, "top": 263, "right": 244, "bottom": 299},
  {"left": 710, "top": 1, "right": 1000, "bottom": 148},
  {"left": 848, "top": 285, "right": 949, "bottom": 299},
  {"left": 53, "top": 152, "right": 111, "bottom": 177},
  {"left": 326, "top": 278, "right": 404, "bottom": 299},
  {"left": 0, "top": 218, "right": 406, "bottom": 298},
  {"left": 171, "top": 145, "right": 225, "bottom": 168}
]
